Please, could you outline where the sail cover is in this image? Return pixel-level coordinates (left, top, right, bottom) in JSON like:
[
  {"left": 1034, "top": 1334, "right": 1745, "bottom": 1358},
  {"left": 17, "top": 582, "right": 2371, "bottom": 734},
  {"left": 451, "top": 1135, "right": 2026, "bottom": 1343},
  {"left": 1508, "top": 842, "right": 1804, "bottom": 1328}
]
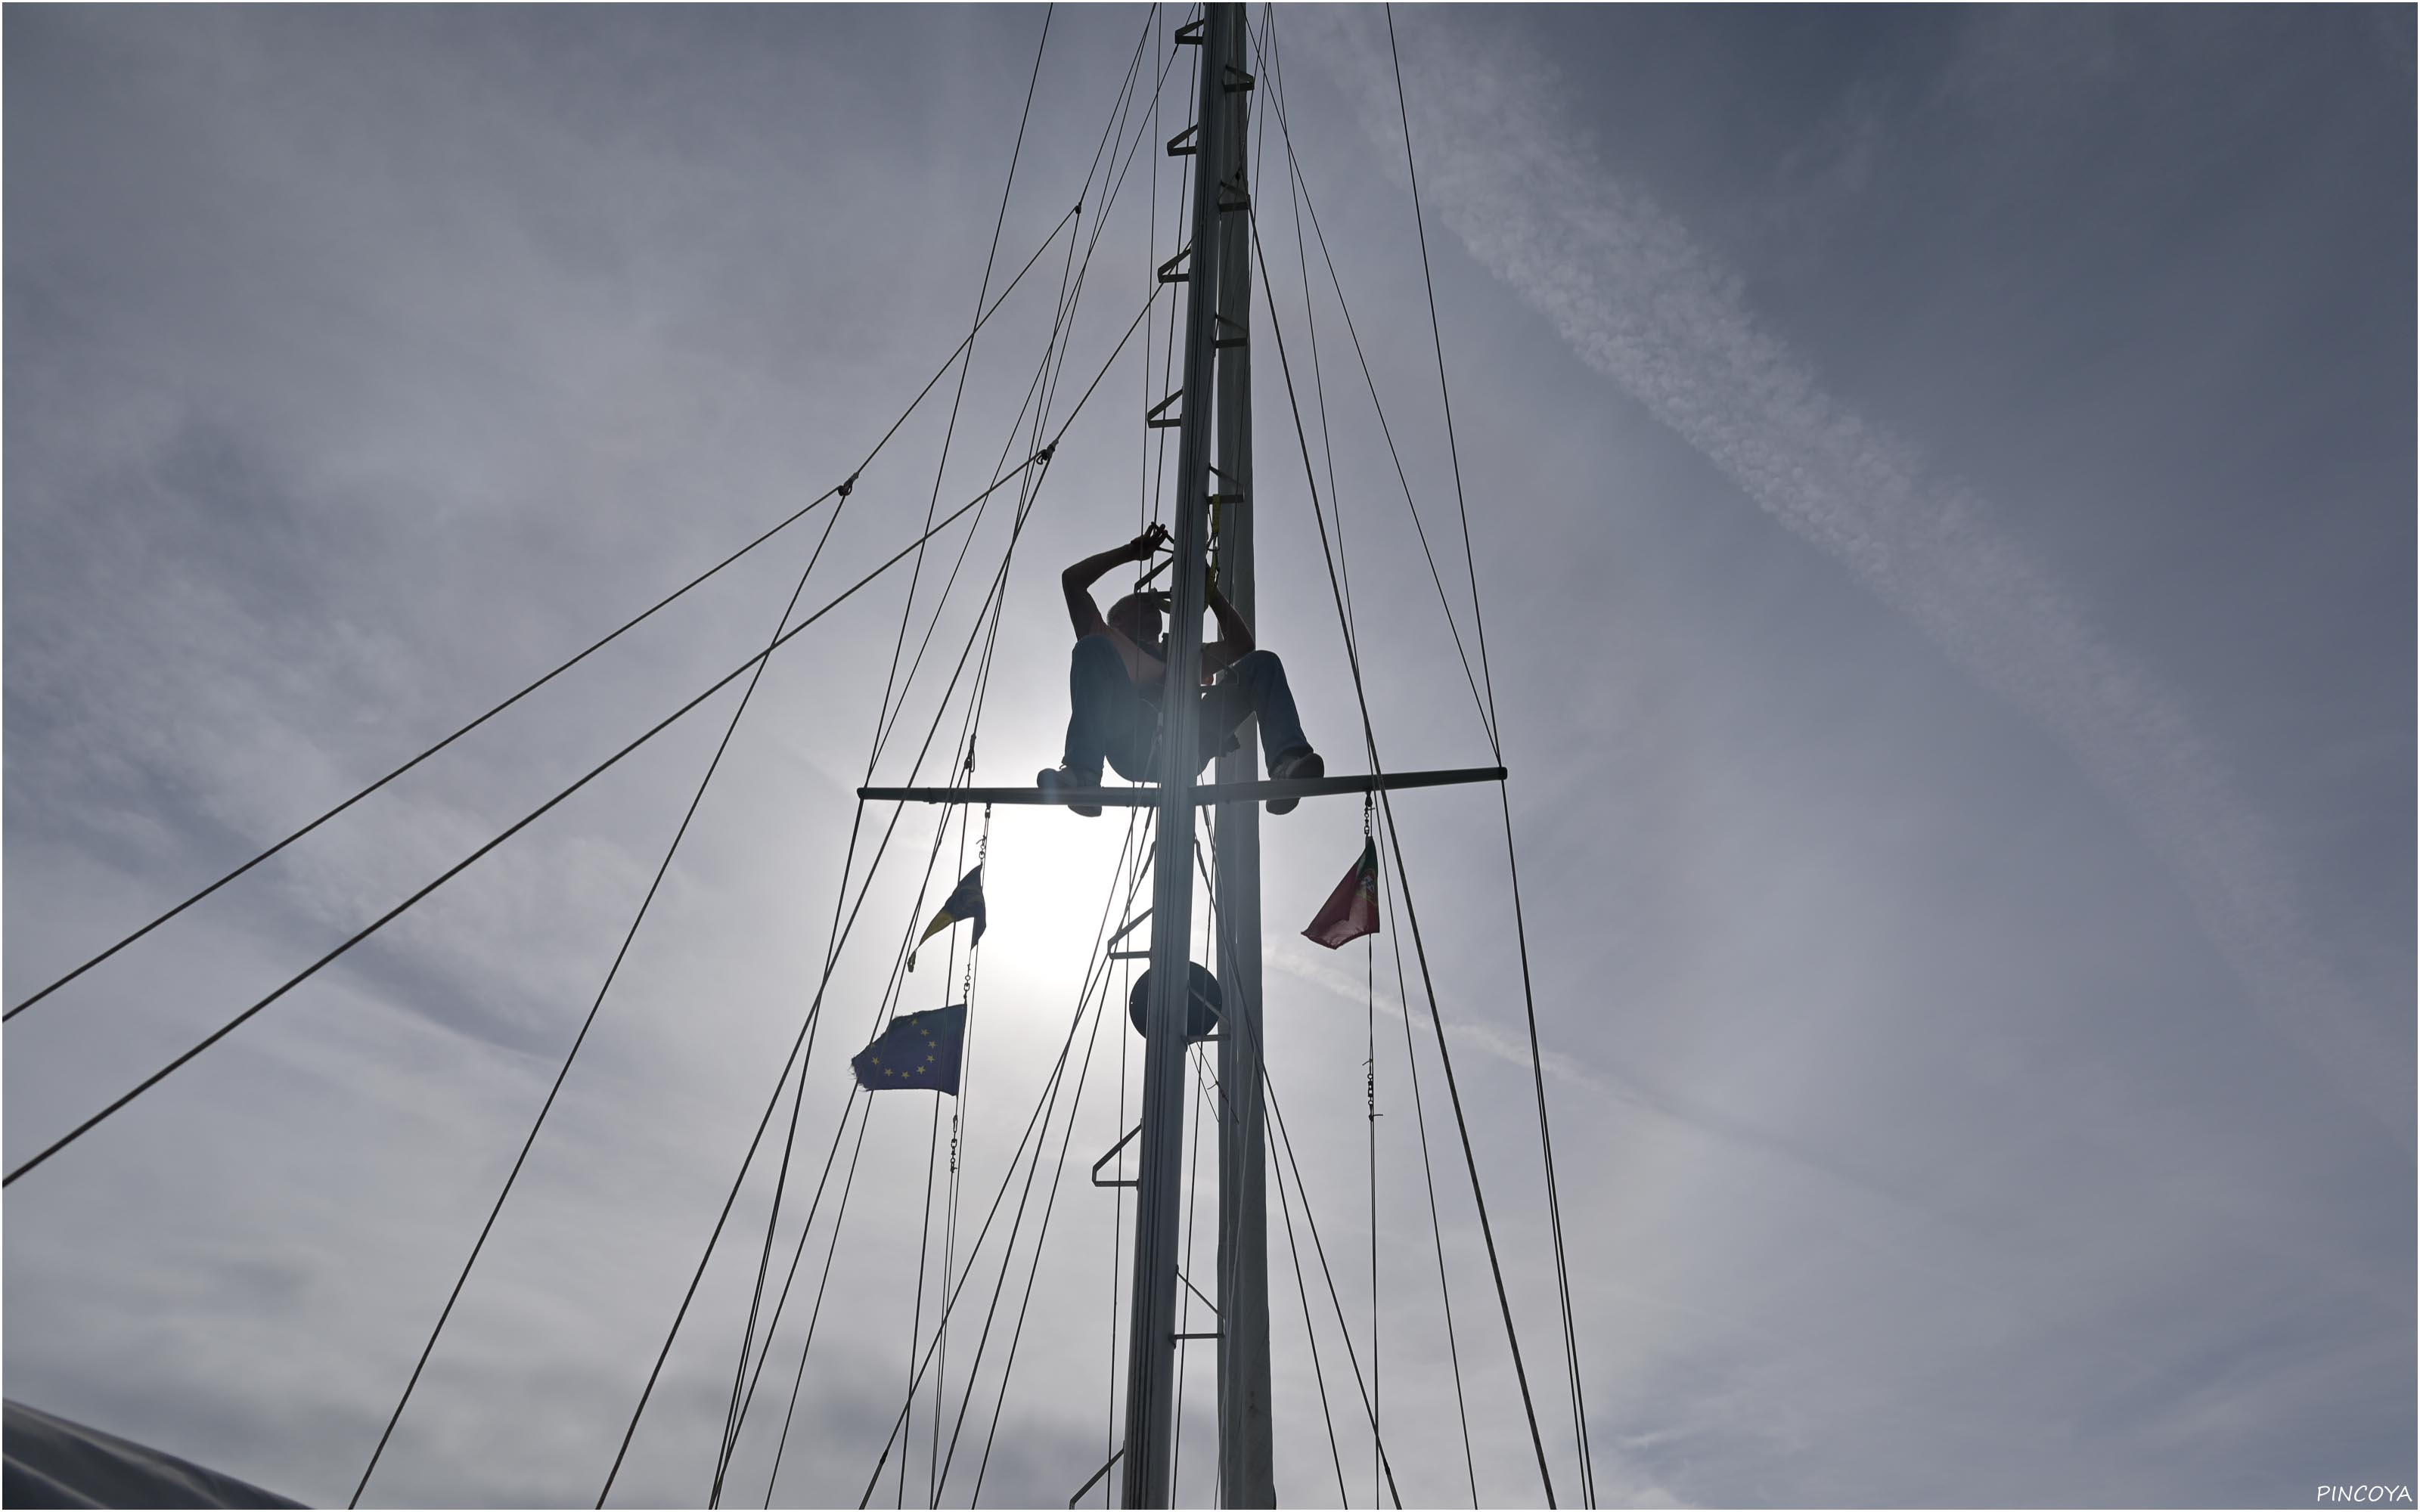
[{"left": 3, "top": 1400, "right": 301, "bottom": 1509}]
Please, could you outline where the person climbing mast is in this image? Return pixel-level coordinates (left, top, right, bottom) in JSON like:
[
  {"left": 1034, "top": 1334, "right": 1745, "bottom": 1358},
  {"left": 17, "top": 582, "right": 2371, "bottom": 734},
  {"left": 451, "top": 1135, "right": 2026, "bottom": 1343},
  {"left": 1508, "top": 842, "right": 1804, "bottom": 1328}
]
[{"left": 1039, "top": 522, "right": 1323, "bottom": 816}]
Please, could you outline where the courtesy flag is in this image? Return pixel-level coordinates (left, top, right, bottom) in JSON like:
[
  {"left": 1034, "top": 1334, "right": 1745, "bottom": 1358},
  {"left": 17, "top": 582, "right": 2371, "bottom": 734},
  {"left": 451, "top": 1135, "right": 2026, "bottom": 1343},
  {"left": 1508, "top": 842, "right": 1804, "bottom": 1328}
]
[
  {"left": 1302, "top": 838, "right": 1379, "bottom": 949},
  {"left": 852, "top": 1004, "right": 968, "bottom": 1095},
  {"left": 908, "top": 866, "right": 986, "bottom": 971}
]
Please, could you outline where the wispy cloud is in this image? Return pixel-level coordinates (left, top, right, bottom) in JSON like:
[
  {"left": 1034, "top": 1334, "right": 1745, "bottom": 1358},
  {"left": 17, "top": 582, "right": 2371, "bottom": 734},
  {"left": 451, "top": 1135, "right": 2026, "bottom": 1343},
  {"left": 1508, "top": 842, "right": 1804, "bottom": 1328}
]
[{"left": 1305, "top": 10, "right": 2406, "bottom": 1141}]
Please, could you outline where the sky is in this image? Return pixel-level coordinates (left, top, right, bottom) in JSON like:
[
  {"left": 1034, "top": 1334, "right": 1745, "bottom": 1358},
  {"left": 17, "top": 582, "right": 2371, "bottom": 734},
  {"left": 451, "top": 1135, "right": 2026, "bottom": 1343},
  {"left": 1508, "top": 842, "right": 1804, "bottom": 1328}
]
[{"left": 4, "top": 5, "right": 2412, "bottom": 1509}]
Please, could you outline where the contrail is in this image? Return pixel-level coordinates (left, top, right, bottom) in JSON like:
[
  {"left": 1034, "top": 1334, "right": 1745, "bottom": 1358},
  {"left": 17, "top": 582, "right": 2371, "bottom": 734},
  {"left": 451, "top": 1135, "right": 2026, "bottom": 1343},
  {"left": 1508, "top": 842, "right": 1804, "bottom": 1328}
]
[{"left": 1304, "top": 13, "right": 2406, "bottom": 1141}]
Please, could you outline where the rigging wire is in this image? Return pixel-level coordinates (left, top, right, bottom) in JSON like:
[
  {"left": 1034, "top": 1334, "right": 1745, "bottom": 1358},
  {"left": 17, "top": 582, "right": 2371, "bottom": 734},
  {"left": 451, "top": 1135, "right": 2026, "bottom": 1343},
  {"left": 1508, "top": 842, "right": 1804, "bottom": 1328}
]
[
  {"left": 871, "top": 5, "right": 1051, "bottom": 751},
  {"left": 718, "top": 13, "right": 1063, "bottom": 1484},
  {"left": 852, "top": 808, "right": 1150, "bottom": 1511},
  {"left": 1109, "top": 12, "right": 1179, "bottom": 1476},
  {"left": 617, "top": 252, "right": 1171, "bottom": 1501},
  {"left": 1264, "top": 1075, "right": 1401, "bottom": 1510},
  {"left": 847, "top": 809, "right": 1162, "bottom": 1510},
  {"left": 613, "top": 420, "right": 1067, "bottom": 1505},
  {"left": 1165, "top": 1044, "right": 1212, "bottom": 1502},
  {"left": 2, "top": 204, "right": 1080, "bottom": 1029},
  {"left": 10, "top": 256, "right": 1167, "bottom": 1194},
  {"left": 1262, "top": 17, "right": 1481, "bottom": 1501},
  {"left": 1379, "top": 11, "right": 1596, "bottom": 1500},
  {"left": 847, "top": 974, "right": 1109, "bottom": 1511},
  {"left": 771, "top": 249, "right": 1151, "bottom": 1489},
  {"left": 906, "top": 1069, "right": 943, "bottom": 1507},
  {"left": 873, "top": 26, "right": 1168, "bottom": 1473},
  {"left": 1243, "top": 18, "right": 1496, "bottom": 755},
  {"left": 1243, "top": 181, "right": 1562, "bottom": 1508},
  {"left": 766, "top": 1086, "right": 877, "bottom": 1498},
  {"left": 2, "top": 454, "right": 1047, "bottom": 1192},
  {"left": 1367, "top": 804, "right": 1382, "bottom": 1512},
  {"left": 960, "top": 918, "right": 1131, "bottom": 1506},
  {"left": 752, "top": 810, "right": 1148, "bottom": 1507},
  {"left": 1270, "top": 1106, "right": 1352, "bottom": 1507},
  {"left": 900, "top": 39, "right": 1197, "bottom": 1479},
  {"left": 347, "top": 449, "right": 861, "bottom": 1510},
  {"left": 1382, "top": 850, "right": 1479, "bottom": 1505},
  {"left": 731, "top": 133, "right": 1156, "bottom": 1500},
  {"left": 873, "top": 41, "right": 1180, "bottom": 1497},
  {"left": 604, "top": 596, "right": 1013, "bottom": 1505},
  {"left": 1188, "top": 839, "right": 1403, "bottom": 1510},
  {"left": 722, "top": 256, "right": 1087, "bottom": 1498}
]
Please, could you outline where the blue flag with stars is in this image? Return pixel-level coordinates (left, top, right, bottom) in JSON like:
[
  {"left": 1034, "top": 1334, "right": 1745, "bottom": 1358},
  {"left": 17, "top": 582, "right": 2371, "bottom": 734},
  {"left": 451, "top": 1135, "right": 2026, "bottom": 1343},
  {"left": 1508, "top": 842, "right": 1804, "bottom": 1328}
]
[{"left": 851, "top": 1004, "right": 967, "bottom": 1095}]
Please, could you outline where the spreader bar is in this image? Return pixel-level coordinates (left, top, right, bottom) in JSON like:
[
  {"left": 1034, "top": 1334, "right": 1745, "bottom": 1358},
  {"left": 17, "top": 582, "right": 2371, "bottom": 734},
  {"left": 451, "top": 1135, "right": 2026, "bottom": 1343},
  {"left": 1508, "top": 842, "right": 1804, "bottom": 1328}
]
[{"left": 858, "top": 765, "right": 1506, "bottom": 808}]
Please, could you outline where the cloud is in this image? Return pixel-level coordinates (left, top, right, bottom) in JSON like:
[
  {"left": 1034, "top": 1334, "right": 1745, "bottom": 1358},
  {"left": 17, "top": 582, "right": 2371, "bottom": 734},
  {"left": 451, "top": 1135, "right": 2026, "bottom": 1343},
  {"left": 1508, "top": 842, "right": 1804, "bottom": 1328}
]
[{"left": 1299, "top": 8, "right": 2409, "bottom": 1142}]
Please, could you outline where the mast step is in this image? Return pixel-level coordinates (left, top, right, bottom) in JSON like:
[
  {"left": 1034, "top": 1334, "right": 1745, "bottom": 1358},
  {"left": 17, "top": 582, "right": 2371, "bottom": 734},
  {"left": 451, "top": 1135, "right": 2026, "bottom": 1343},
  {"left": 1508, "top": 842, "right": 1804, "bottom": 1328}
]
[
  {"left": 1166, "top": 122, "right": 1199, "bottom": 157},
  {"left": 1091, "top": 1123, "right": 1143, "bottom": 1188},
  {"left": 1146, "top": 390, "right": 1184, "bottom": 428},
  {"left": 1157, "top": 246, "right": 1193, "bottom": 284},
  {"left": 1069, "top": 1449, "right": 1125, "bottom": 1509}
]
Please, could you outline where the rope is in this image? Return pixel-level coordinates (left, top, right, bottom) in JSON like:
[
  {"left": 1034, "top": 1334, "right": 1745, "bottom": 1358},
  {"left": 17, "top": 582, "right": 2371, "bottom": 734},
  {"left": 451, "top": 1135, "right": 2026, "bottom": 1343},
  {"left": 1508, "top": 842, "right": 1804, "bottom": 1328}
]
[
  {"left": 2, "top": 203, "right": 1078, "bottom": 1029},
  {"left": 1381, "top": 12, "right": 1594, "bottom": 1500},
  {"left": 348, "top": 456, "right": 859, "bottom": 1510}
]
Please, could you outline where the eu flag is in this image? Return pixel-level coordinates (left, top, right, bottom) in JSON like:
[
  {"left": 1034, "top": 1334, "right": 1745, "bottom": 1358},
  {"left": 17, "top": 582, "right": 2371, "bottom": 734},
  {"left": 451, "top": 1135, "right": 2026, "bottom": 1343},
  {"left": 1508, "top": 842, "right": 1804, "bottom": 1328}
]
[{"left": 852, "top": 1004, "right": 967, "bottom": 1095}]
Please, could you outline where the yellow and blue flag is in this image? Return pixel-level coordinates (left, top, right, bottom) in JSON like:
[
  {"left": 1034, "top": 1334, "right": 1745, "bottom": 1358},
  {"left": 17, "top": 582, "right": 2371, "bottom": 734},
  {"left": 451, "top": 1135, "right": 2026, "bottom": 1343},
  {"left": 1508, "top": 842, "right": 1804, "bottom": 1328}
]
[
  {"left": 852, "top": 1004, "right": 966, "bottom": 1095},
  {"left": 908, "top": 866, "right": 986, "bottom": 971}
]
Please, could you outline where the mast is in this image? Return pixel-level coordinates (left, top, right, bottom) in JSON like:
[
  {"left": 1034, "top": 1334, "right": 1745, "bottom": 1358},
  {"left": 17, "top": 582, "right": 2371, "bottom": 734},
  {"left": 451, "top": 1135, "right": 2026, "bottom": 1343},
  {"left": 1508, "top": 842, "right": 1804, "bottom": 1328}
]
[
  {"left": 1122, "top": 5, "right": 1237, "bottom": 1504},
  {"left": 1208, "top": 1, "right": 1275, "bottom": 1502}
]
